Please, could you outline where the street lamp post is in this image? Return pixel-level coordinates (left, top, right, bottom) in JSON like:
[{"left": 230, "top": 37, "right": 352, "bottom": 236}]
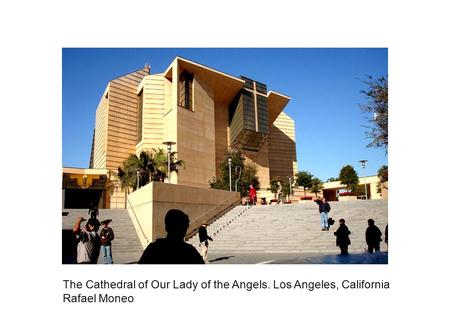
[
  {"left": 162, "top": 141, "right": 177, "bottom": 183},
  {"left": 235, "top": 166, "right": 242, "bottom": 192},
  {"left": 359, "top": 160, "right": 368, "bottom": 200},
  {"left": 115, "top": 185, "right": 118, "bottom": 208},
  {"left": 136, "top": 170, "right": 140, "bottom": 189},
  {"left": 228, "top": 157, "right": 232, "bottom": 192},
  {"left": 288, "top": 176, "right": 292, "bottom": 201}
]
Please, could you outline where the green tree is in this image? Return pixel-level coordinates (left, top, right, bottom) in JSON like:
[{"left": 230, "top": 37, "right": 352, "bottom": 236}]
[
  {"left": 295, "top": 171, "right": 313, "bottom": 196},
  {"left": 338, "top": 165, "right": 359, "bottom": 193},
  {"left": 209, "top": 150, "right": 260, "bottom": 197},
  {"left": 326, "top": 177, "right": 339, "bottom": 182},
  {"left": 377, "top": 165, "right": 388, "bottom": 194},
  {"left": 151, "top": 148, "right": 185, "bottom": 182},
  {"left": 310, "top": 177, "right": 324, "bottom": 197},
  {"left": 377, "top": 165, "right": 388, "bottom": 183},
  {"left": 117, "top": 151, "right": 154, "bottom": 192},
  {"left": 360, "top": 75, "right": 388, "bottom": 153},
  {"left": 117, "top": 149, "right": 185, "bottom": 190}
]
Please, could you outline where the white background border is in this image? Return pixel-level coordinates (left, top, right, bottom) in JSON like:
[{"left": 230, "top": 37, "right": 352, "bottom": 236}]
[{"left": 1, "top": 0, "right": 449, "bottom": 334}]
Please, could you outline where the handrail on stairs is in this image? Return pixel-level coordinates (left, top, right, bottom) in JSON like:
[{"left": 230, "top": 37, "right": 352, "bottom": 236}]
[
  {"left": 185, "top": 197, "right": 240, "bottom": 241},
  {"left": 126, "top": 197, "right": 150, "bottom": 246}
]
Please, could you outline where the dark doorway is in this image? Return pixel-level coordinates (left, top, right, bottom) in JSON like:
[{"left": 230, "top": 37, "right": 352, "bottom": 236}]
[
  {"left": 323, "top": 189, "right": 338, "bottom": 201},
  {"left": 64, "top": 189, "right": 103, "bottom": 208}
]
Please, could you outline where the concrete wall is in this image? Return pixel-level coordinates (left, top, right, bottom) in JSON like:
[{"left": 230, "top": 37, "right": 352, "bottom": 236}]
[
  {"left": 106, "top": 68, "right": 148, "bottom": 171},
  {"left": 269, "top": 112, "right": 298, "bottom": 181},
  {"left": 93, "top": 89, "right": 109, "bottom": 168},
  {"left": 242, "top": 141, "right": 271, "bottom": 189},
  {"left": 136, "top": 74, "right": 166, "bottom": 154},
  {"left": 176, "top": 75, "right": 216, "bottom": 188},
  {"left": 127, "top": 182, "right": 240, "bottom": 248},
  {"left": 381, "top": 181, "right": 388, "bottom": 199}
]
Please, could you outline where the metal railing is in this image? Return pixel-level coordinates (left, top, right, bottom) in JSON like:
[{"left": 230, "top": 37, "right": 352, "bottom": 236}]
[
  {"left": 126, "top": 197, "right": 150, "bottom": 246},
  {"left": 185, "top": 197, "right": 240, "bottom": 240}
]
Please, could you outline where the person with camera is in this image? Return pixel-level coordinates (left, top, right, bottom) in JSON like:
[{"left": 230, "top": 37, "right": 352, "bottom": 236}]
[
  {"left": 73, "top": 217, "right": 101, "bottom": 264},
  {"left": 99, "top": 219, "right": 115, "bottom": 264},
  {"left": 314, "top": 197, "right": 331, "bottom": 231}
]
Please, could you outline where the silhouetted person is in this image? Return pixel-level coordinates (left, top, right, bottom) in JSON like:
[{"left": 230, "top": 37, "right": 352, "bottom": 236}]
[
  {"left": 385, "top": 224, "right": 388, "bottom": 247},
  {"left": 138, "top": 209, "right": 204, "bottom": 264},
  {"left": 199, "top": 224, "right": 213, "bottom": 263},
  {"left": 73, "top": 217, "right": 101, "bottom": 264},
  {"left": 100, "top": 219, "right": 114, "bottom": 264},
  {"left": 315, "top": 197, "right": 331, "bottom": 231},
  {"left": 334, "top": 218, "right": 351, "bottom": 255},
  {"left": 365, "top": 219, "right": 382, "bottom": 253},
  {"left": 88, "top": 203, "right": 99, "bottom": 219}
]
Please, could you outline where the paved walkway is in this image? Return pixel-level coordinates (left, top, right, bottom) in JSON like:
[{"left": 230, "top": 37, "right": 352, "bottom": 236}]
[{"left": 207, "top": 252, "right": 388, "bottom": 264}]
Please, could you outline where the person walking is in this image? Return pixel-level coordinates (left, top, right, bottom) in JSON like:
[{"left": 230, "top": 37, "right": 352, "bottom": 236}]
[
  {"left": 314, "top": 198, "right": 331, "bottom": 231},
  {"left": 249, "top": 184, "right": 257, "bottom": 206},
  {"left": 99, "top": 219, "right": 115, "bottom": 264},
  {"left": 198, "top": 224, "right": 213, "bottom": 263},
  {"left": 334, "top": 218, "right": 351, "bottom": 255},
  {"left": 73, "top": 217, "right": 101, "bottom": 264},
  {"left": 365, "top": 219, "right": 382, "bottom": 253}
]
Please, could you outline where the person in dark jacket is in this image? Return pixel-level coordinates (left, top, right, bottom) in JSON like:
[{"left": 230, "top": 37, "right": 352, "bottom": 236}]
[
  {"left": 138, "top": 209, "right": 204, "bottom": 264},
  {"left": 88, "top": 203, "right": 99, "bottom": 219},
  {"left": 314, "top": 198, "right": 331, "bottom": 231},
  {"left": 99, "top": 219, "right": 114, "bottom": 264},
  {"left": 334, "top": 218, "right": 351, "bottom": 255},
  {"left": 365, "top": 219, "right": 382, "bottom": 253},
  {"left": 198, "top": 224, "right": 213, "bottom": 263},
  {"left": 385, "top": 224, "right": 388, "bottom": 247}
]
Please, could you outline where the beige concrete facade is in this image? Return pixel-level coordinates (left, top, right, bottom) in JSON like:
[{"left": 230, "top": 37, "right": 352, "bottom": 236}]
[
  {"left": 127, "top": 182, "right": 240, "bottom": 247},
  {"left": 322, "top": 175, "right": 386, "bottom": 201},
  {"left": 89, "top": 57, "right": 298, "bottom": 207}
]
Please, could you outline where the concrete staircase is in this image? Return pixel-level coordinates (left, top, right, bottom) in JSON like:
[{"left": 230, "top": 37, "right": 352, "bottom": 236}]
[
  {"left": 190, "top": 200, "right": 388, "bottom": 255},
  {"left": 62, "top": 209, "right": 143, "bottom": 264},
  {"left": 187, "top": 205, "right": 251, "bottom": 249}
]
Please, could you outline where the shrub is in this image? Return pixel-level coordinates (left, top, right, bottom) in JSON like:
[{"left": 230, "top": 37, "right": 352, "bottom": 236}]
[{"left": 339, "top": 192, "right": 354, "bottom": 196}]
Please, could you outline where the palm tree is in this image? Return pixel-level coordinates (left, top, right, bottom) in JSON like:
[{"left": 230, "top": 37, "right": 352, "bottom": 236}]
[
  {"left": 117, "top": 151, "right": 155, "bottom": 192},
  {"left": 151, "top": 148, "right": 185, "bottom": 182},
  {"left": 310, "top": 177, "right": 324, "bottom": 197}
]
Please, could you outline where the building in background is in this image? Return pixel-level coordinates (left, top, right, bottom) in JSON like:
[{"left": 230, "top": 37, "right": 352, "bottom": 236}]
[{"left": 63, "top": 57, "right": 297, "bottom": 208}]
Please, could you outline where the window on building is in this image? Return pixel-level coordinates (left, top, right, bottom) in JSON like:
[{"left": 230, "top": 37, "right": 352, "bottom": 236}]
[
  {"left": 137, "top": 89, "right": 143, "bottom": 143},
  {"left": 178, "top": 71, "right": 193, "bottom": 110}
]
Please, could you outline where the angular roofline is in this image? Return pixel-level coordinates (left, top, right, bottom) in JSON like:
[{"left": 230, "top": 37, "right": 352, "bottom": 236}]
[
  {"left": 163, "top": 56, "right": 246, "bottom": 85},
  {"left": 109, "top": 66, "right": 150, "bottom": 82}
]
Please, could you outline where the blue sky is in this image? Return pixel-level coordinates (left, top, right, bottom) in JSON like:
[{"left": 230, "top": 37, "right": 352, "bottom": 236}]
[{"left": 62, "top": 48, "right": 388, "bottom": 181}]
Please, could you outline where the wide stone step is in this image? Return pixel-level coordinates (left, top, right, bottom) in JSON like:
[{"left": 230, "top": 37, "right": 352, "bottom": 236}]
[{"left": 195, "top": 200, "right": 387, "bottom": 255}]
